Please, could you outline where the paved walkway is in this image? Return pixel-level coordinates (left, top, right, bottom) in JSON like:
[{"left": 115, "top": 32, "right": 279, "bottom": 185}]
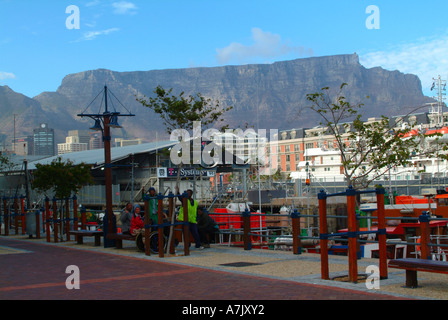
[{"left": 0, "top": 235, "right": 423, "bottom": 301}]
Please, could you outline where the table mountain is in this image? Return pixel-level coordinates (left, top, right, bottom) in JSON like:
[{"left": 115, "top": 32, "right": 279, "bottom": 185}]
[{"left": 1, "top": 54, "right": 432, "bottom": 145}]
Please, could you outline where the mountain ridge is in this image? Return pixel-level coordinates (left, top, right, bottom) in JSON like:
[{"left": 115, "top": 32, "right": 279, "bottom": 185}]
[{"left": 0, "top": 54, "right": 433, "bottom": 146}]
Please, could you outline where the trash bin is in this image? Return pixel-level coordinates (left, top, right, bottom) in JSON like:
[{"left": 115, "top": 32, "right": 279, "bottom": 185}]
[{"left": 25, "top": 210, "right": 42, "bottom": 237}]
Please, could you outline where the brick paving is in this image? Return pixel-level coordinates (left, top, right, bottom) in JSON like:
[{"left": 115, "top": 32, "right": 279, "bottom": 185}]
[{"left": 0, "top": 237, "right": 408, "bottom": 301}]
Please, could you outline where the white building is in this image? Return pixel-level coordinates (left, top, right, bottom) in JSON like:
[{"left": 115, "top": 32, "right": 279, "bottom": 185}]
[{"left": 58, "top": 136, "right": 88, "bottom": 155}]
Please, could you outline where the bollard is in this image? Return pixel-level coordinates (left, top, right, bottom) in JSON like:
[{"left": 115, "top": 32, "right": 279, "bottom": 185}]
[
  {"left": 291, "top": 209, "right": 301, "bottom": 255},
  {"left": 242, "top": 209, "right": 251, "bottom": 251},
  {"left": 318, "top": 190, "right": 329, "bottom": 280},
  {"left": 376, "top": 186, "right": 388, "bottom": 279},
  {"left": 419, "top": 212, "right": 431, "bottom": 260}
]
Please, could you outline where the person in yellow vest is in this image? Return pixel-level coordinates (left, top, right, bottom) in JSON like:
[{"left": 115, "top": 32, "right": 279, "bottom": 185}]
[{"left": 178, "top": 189, "right": 203, "bottom": 249}]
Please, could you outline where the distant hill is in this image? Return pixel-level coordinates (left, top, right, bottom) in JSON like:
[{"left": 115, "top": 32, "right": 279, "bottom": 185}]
[{"left": 0, "top": 54, "right": 433, "bottom": 145}]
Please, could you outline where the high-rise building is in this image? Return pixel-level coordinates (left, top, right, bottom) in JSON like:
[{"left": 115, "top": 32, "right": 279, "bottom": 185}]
[
  {"left": 68, "top": 130, "right": 90, "bottom": 149},
  {"left": 89, "top": 132, "right": 104, "bottom": 150},
  {"left": 33, "top": 123, "right": 55, "bottom": 156},
  {"left": 58, "top": 135, "right": 88, "bottom": 155}
]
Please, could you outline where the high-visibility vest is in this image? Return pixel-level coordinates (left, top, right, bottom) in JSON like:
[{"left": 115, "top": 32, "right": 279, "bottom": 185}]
[{"left": 178, "top": 199, "right": 198, "bottom": 224}]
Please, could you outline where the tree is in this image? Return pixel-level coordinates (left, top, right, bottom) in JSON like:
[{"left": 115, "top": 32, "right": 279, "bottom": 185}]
[
  {"left": 138, "top": 86, "right": 233, "bottom": 135},
  {"left": 137, "top": 86, "right": 233, "bottom": 250},
  {"left": 305, "top": 83, "right": 433, "bottom": 190},
  {"left": 31, "top": 157, "right": 93, "bottom": 199}
]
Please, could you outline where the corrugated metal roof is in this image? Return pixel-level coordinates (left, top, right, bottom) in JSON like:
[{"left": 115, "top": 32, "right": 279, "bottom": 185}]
[{"left": 26, "top": 140, "right": 177, "bottom": 170}]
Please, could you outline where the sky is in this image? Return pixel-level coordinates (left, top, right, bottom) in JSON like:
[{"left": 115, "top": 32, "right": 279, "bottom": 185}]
[{"left": 0, "top": 0, "right": 448, "bottom": 98}]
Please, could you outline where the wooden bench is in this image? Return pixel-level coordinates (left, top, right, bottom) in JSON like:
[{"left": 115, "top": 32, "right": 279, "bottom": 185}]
[
  {"left": 388, "top": 258, "right": 448, "bottom": 288},
  {"left": 69, "top": 230, "right": 103, "bottom": 246},
  {"left": 105, "top": 233, "right": 135, "bottom": 249}
]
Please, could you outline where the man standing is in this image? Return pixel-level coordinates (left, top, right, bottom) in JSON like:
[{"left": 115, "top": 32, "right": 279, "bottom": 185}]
[{"left": 177, "top": 189, "right": 203, "bottom": 249}]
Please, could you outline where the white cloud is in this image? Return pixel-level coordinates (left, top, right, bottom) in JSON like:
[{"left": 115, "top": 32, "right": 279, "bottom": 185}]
[
  {"left": 0, "top": 71, "right": 16, "bottom": 81},
  {"left": 216, "top": 28, "right": 313, "bottom": 65},
  {"left": 112, "top": 1, "right": 138, "bottom": 15},
  {"left": 74, "top": 28, "right": 120, "bottom": 42},
  {"left": 360, "top": 33, "right": 448, "bottom": 96}
]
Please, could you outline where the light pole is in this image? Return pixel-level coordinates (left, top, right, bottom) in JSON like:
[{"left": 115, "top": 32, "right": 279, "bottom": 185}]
[{"left": 77, "top": 85, "right": 135, "bottom": 247}]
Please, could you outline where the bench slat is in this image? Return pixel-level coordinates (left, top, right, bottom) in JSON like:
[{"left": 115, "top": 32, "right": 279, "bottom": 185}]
[{"left": 389, "top": 258, "right": 448, "bottom": 274}]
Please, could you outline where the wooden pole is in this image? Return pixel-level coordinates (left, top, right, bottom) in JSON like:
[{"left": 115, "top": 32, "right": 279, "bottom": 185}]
[
  {"left": 144, "top": 196, "right": 151, "bottom": 256},
  {"left": 14, "top": 197, "right": 19, "bottom": 235},
  {"left": 376, "top": 187, "right": 388, "bottom": 279},
  {"left": 182, "top": 194, "right": 190, "bottom": 256},
  {"left": 20, "top": 196, "right": 26, "bottom": 235},
  {"left": 3, "top": 198, "right": 8, "bottom": 236},
  {"left": 347, "top": 187, "right": 358, "bottom": 283},
  {"left": 65, "top": 198, "right": 70, "bottom": 241},
  {"left": 318, "top": 190, "right": 329, "bottom": 280},
  {"left": 72, "top": 196, "right": 78, "bottom": 232},
  {"left": 53, "top": 198, "right": 58, "bottom": 243},
  {"left": 419, "top": 212, "right": 431, "bottom": 260},
  {"left": 168, "top": 193, "right": 175, "bottom": 254},
  {"left": 158, "top": 195, "right": 164, "bottom": 257},
  {"left": 45, "top": 197, "right": 50, "bottom": 242},
  {"left": 291, "top": 209, "right": 301, "bottom": 255},
  {"left": 243, "top": 209, "right": 251, "bottom": 251}
]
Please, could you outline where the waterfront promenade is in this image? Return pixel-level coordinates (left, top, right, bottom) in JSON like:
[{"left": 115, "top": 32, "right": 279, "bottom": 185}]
[{"left": 0, "top": 234, "right": 446, "bottom": 301}]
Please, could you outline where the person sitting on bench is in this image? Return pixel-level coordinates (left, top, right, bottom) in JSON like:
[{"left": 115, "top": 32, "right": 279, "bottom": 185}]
[
  {"left": 120, "top": 202, "right": 133, "bottom": 235},
  {"left": 130, "top": 204, "right": 144, "bottom": 236}
]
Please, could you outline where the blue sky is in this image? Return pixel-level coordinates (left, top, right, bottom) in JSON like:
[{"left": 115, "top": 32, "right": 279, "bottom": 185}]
[{"left": 1, "top": 0, "right": 448, "bottom": 98}]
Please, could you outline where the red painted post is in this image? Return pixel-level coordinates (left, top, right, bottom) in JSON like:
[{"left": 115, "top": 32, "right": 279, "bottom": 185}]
[
  {"left": 182, "top": 194, "right": 190, "bottom": 256},
  {"left": 14, "top": 197, "right": 19, "bottom": 235},
  {"left": 419, "top": 212, "right": 431, "bottom": 260},
  {"left": 72, "top": 196, "right": 78, "bottom": 232},
  {"left": 3, "top": 198, "right": 8, "bottom": 236},
  {"left": 45, "top": 198, "right": 51, "bottom": 242},
  {"left": 20, "top": 196, "right": 26, "bottom": 235},
  {"left": 35, "top": 207, "right": 41, "bottom": 239},
  {"left": 291, "top": 209, "right": 301, "bottom": 255},
  {"left": 158, "top": 196, "right": 164, "bottom": 258},
  {"left": 243, "top": 209, "right": 251, "bottom": 251},
  {"left": 81, "top": 206, "right": 86, "bottom": 230},
  {"left": 168, "top": 194, "right": 175, "bottom": 255},
  {"left": 144, "top": 196, "right": 151, "bottom": 257},
  {"left": 376, "top": 187, "right": 388, "bottom": 279},
  {"left": 53, "top": 198, "right": 58, "bottom": 243},
  {"left": 318, "top": 190, "right": 329, "bottom": 280},
  {"left": 65, "top": 199, "right": 70, "bottom": 241},
  {"left": 347, "top": 187, "right": 358, "bottom": 283}
]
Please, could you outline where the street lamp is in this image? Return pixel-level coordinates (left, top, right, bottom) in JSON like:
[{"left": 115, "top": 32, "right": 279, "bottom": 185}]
[{"left": 77, "top": 85, "right": 135, "bottom": 247}]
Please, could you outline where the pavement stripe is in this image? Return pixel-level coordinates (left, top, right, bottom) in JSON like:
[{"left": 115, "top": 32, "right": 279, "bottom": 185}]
[{"left": 0, "top": 268, "right": 196, "bottom": 292}]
